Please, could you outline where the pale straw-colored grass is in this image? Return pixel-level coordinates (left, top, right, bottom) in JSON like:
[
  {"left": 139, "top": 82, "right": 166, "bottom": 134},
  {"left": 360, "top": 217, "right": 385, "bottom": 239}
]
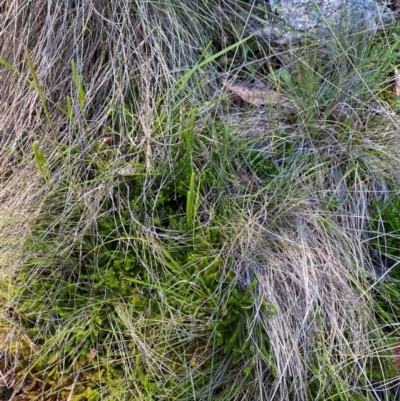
[{"left": 1, "top": 1, "right": 400, "bottom": 400}]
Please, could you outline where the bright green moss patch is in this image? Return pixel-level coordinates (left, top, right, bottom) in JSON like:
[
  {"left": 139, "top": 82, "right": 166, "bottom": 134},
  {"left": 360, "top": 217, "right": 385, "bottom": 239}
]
[{"left": 10, "top": 105, "right": 279, "bottom": 399}]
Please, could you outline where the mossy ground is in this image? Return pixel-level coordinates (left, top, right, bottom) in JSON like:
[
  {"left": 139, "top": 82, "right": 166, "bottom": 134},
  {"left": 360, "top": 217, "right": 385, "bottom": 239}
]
[{"left": 2, "top": 1, "right": 400, "bottom": 400}]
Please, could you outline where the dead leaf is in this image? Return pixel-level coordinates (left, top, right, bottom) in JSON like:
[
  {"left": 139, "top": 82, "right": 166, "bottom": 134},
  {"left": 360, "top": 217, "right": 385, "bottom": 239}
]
[
  {"left": 88, "top": 348, "right": 98, "bottom": 359},
  {"left": 224, "top": 83, "right": 288, "bottom": 105},
  {"left": 394, "top": 67, "right": 400, "bottom": 96}
]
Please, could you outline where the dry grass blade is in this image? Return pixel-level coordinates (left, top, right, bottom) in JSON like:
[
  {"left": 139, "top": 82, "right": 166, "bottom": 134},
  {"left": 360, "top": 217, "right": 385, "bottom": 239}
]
[{"left": 394, "top": 67, "right": 400, "bottom": 96}]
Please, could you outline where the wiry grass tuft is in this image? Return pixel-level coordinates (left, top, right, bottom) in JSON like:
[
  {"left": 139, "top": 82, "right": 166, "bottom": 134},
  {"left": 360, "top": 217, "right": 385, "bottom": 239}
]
[{"left": 2, "top": 1, "right": 400, "bottom": 400}]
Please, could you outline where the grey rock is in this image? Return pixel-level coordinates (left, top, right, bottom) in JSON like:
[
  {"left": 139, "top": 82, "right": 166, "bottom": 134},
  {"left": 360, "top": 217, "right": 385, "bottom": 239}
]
[{"left": 248, "top": 0, "right": 394, "bottom": 44}]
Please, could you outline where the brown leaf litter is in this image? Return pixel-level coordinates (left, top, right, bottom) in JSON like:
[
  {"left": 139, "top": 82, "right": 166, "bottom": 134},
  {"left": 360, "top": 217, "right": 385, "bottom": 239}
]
[{"left": 224, "top": 82, "right": 290, "bottom": 106}]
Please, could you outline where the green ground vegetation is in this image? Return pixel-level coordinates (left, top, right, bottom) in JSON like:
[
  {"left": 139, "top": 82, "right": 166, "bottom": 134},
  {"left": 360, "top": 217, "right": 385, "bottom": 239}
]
[{"left": 2, "top": 1, "right": 400, "bottom": 400}]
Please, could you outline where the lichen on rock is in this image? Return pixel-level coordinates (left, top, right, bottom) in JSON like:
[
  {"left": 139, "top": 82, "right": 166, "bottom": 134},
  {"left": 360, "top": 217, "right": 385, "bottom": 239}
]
[{"left": 248, "top": 0, "right": 394, "bottom": 44}]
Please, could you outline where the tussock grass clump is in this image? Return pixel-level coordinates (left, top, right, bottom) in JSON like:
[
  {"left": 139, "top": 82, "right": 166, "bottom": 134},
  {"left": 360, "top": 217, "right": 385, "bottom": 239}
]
[{"left": 2, "top": 0, "right": 400, "bottom": 400}]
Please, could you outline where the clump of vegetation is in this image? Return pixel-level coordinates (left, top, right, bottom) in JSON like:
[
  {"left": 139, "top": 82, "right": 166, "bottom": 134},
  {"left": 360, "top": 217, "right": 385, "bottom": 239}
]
[
  {"left": 368, "top": 199, "right": 400, "bottom": 338},
  {"left": 12, "top": 113, "right": 279, "bottom": 399},
  {"left": 2, "top": 1, "right": 400, "bottom": 400},
  {"left": 370, "top": 198, "right": 400, "bottom": 264}
]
